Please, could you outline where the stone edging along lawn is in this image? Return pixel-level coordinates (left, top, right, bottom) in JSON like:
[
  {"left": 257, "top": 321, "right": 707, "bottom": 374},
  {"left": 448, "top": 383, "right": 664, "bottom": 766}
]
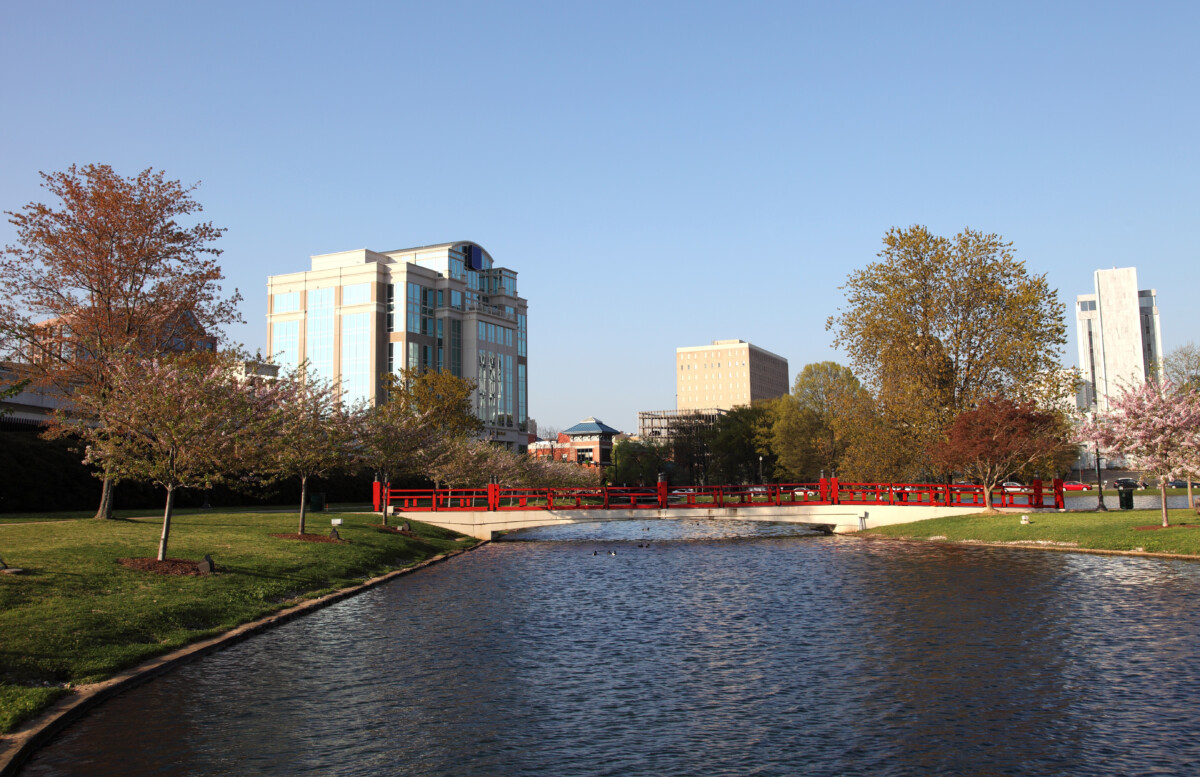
[{"left": 0, "top": 541, "right": 490, "bottom": 777}]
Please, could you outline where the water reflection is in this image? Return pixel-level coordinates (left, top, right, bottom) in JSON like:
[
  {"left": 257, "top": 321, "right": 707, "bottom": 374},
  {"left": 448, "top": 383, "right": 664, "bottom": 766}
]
[{"left": 22, "top": 521, "right": 1200, "bottom": 777}]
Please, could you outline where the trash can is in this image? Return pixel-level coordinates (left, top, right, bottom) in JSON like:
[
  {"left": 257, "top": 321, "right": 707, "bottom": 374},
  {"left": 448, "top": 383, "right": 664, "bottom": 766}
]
[
  {"left": 1118, "top": 487, "right": 1133, "bottom": 510},
  {"left": 309, "top": 492, "right": 327, "bottom": 512}
]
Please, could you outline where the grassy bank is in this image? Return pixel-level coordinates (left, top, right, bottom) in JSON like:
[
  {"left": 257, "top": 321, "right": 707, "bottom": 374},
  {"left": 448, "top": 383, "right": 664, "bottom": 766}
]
[
  {"left": 0, "top": 509, "right": 475, "bottom": 734},
  {"left": 866, "top": 508, "right": 1200, "bottom": 556}
]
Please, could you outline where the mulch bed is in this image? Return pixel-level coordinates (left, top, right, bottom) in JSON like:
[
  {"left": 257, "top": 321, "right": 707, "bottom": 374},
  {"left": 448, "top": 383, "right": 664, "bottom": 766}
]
[
  {"left": 118, "top": 558, "right": 210, "bottom": 576},
  {"left": 269, "top": 533, "right": 346, "bottom": 543},
  {"left": 373, "top": 525, "right": 419, "bottom": 537},
  {"left": 1134, "top": 523, "right": 1200, "bottom": 531}
]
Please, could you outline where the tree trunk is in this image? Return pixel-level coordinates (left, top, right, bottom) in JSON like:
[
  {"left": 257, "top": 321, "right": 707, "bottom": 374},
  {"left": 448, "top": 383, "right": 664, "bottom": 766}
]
[
  {"left": 1161, "top": 479, "right": 1170, "bottom": 528},
  {"left": 983, "top": 482, "right": 994, "bottom": 513},
  {"left": 94, "top": 476, "right": 115, "bottom": 520},
  {"left": 377, "top": 470, "right": 389, "bottom": 526},
  {"left": 299, "top": 475, "right": 309, "bottom": 536},
  {"left": 157, "top": 485, "right": 175, "bottom": 562}
]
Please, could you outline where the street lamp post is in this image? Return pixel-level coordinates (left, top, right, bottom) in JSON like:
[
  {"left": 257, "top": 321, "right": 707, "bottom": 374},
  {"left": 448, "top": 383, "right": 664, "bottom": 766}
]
[
  {"left": 1094, "top": 442, "right": 1107, "bottom": 511},
  {"left": 758, "top": 455, "right": 763, "bottom": 484}
]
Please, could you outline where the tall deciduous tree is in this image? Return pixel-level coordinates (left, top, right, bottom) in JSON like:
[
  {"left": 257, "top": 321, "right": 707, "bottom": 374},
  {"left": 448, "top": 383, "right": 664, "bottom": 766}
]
[
  {"left": 612, "top": 438, "right": 669, "bottom": 486},
  {"left": 827, "top": 226, "right": 1068, "bottom": 479},
  {"left": 270, "top": 369, "right": 362, "bottom": 535},
  {"left": 766, "top": 362, "right": 867, "bottom": 481},
  {"left": 0, "top": 164, "right": 241, "bottom": 518},
  {"left": 707, "top": 404, "right": 773, "bottom": 484},
  {"left": 391, "top": 368, "right": 482, "bottom": 438},
  {"left": 1164, "top": 342, "right": 1200, "bottom": 391},
  {"left": 70, "top": 352, "right": 282, "bottom": 561},
  {"left": 1079, "top": 380, "right": 1200, "bottom": 527},
  {"left": 930, "top": 396, "right": 1075, "bottom": 512}
]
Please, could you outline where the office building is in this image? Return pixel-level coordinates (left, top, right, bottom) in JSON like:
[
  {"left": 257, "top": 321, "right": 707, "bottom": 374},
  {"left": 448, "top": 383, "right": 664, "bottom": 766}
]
[
  {"left": 1076, "top": 267, "right": 1162, "bottom": 413},
  {"left": 265, "top": 241, "right": 529, "bottom": 450},
  {"left": 676, "top": 339, "right": 789, "bottom": 411}
]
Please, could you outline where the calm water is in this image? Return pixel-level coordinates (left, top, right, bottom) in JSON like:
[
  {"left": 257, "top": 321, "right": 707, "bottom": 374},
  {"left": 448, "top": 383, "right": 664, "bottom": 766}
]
[{"left": 21, "top": 520, "right": 1200, "bottom": 776}]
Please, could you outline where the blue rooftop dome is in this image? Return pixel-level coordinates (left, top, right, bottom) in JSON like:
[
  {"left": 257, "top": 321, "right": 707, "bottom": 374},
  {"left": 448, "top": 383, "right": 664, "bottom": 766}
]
[{"left": 563, "top": 417, "right": 621, "bottom": 436}]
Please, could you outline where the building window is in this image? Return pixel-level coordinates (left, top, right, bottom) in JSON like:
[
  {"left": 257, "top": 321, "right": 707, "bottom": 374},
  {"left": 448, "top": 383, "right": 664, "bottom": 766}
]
[
  {"left": 450, "top": 319, "right": 463, "bottom": 378},
  {"left": 307, "top": 287, "right": 335, "bottom": 381},
  {"left": 273, "top": 320, "right": 299, "bottom": 371},
  {"left": 505, "top": 354, "right": 513, "bottom": 427},
  {"left": 340, "top": 312, "right": 371, "bottom": 407},
  {"left": 386, "top": 284, "right": 395, "bottom": 332},
  {"left": 273, "top": 291, "right": 300, "bottom": 313},
  {"left": 407, "top": 283, "right": 423, "bottom": 332},
  {"left": 342, "top": 283, "right": 371, "bottom": 306},
  {"left": 518, "top": 363, "right": 526, "bottom": 430}
]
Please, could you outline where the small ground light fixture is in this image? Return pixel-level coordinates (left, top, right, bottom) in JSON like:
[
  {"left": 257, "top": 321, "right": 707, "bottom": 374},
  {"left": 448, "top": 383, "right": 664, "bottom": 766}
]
[
  {"left": 1021, "top": 515, "right": 1030, "bottom": 524},
  {"left": 331, "top": 518, "right": 343, "bottom": 526}
]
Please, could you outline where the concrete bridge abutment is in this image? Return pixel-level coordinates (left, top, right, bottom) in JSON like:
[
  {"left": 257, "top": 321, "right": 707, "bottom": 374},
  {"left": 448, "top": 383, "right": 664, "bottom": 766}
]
[{"left": 397, "top": 504, "right": 988, "bottom": 540}]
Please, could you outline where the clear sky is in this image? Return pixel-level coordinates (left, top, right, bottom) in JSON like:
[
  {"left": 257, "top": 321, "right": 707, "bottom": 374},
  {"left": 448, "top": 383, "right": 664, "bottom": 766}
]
[{"left": 2, "top": 1, "right": 1197, "bottom": 433}]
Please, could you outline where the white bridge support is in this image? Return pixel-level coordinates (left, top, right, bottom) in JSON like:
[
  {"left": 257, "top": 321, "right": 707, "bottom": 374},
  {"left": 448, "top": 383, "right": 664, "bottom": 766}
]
[{"left": 399, "top": 503, "right": 986, "bottom": 540}]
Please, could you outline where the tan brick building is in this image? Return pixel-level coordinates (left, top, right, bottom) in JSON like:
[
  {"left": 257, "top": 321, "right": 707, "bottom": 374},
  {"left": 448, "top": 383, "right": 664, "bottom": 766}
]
[{"left": 675, "top": 339, "right": 789, "bottom": 411}]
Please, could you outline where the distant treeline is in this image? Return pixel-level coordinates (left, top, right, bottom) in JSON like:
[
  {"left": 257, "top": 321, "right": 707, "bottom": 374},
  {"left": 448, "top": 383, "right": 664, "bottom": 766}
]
[{"left": 0, "top": 425, "right": 403, "bottom": 513}]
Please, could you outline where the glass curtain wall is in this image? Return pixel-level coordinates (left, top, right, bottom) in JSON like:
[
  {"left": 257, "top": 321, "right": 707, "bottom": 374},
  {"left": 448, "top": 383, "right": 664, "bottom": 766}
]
[
  {"left": 340, "top": 312, "right": 371, "bottom": 406},
  {"left": 307, "top": 288, "right": 334, "bottom": 381},
  {"left": 273, "top": 321, "right": 299, "bottom": 371}
]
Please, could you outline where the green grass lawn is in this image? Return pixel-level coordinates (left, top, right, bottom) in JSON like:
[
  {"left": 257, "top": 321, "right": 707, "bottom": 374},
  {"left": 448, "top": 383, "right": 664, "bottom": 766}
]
[
  {"left": 866, "top": 507, "right": 1200, "bottom": 556},
  {"left": 0, "top": 508, "right": 475, "bottom": 734}
]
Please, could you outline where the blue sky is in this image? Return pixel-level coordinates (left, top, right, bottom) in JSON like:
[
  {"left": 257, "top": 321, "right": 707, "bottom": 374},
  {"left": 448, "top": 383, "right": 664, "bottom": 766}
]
[{"left": 2, "top": 1, "right": 1197, "bottom": 432}]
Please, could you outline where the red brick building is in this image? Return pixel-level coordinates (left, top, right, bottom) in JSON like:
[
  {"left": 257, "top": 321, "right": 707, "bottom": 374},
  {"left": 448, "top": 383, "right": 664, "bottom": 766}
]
[{"left": 529, "top": 417, "right": 621, "bottom": 468}]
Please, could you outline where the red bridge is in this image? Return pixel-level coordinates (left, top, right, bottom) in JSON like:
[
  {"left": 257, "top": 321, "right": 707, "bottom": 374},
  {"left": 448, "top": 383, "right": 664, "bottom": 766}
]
[{"left": 374, "top": 478, "right": 1066, "bottom": 514}]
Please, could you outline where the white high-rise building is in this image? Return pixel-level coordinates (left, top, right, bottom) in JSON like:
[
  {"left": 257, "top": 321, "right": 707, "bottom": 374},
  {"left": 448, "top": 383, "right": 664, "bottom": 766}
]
[
  {"left": 265, "top": 241, "right": 529, "bottom": 450},
  {"left": 1076, "top": 267, "right": 1162, "bottom": 414}
]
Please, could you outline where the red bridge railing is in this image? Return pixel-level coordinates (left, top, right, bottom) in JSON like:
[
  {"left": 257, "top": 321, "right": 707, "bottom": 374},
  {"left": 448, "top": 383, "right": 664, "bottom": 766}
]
[{"left": 374, "top": 479, "right": 1065, "bottom": 513}]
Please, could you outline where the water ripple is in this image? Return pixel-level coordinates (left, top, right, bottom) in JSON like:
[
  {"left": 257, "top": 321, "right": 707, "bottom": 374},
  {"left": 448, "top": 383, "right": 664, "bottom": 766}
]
[{"left": 21, "top": 521, "right": 1200, "bottom": 776}]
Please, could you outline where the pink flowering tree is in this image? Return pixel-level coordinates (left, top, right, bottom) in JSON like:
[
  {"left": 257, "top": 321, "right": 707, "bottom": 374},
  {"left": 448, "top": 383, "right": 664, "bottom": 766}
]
[
  {"left": 361, "top": 397, "right": 435, "bottom": 524},
  {"left": 1077, "top": 380, "right": 1200, "bottom": 527},
  {"left": 70, "top": 351, "right": 285, "bottom": 560},
  {"left": 268, "top": 368, "right": 363, "bottom": 535}
]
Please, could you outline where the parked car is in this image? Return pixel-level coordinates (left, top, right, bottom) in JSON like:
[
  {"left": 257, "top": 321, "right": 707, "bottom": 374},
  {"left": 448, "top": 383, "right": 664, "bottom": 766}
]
[
  {"left": 1112, "top": 477, "right": 1144, "bottom": 490},
  {"left": 1000, "top": 481, "right": 1024, "bottom": 492},
  {"left": 1062, "top": 481, "right": 1093, "bottom": 491},
  {"left": 1166, "top": 479, "right": 1190, "bottom": 489}
]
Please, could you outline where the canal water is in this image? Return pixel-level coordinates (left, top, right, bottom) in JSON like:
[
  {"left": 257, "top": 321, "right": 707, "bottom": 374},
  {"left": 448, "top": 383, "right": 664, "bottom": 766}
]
[{"left": 21, "top": 520, "right": 1200, "bottom": 776}]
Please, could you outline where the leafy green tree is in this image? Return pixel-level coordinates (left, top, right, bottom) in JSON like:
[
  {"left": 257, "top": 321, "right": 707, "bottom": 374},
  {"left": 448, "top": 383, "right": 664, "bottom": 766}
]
[
  {"left": 827, "top": 225, "right": 1068, "bottom": 479},
  {"left": 390, "top": 367, "right": 482, "bottom": 438},
  {"left": 707, "top": 405, "right": 773, "bottom": 483},
  {"left": 612, "top": 438, "right": 669, "bottom": 486},
  {"left": 766, "top": 362, "right": 867, "bottom": 481},
  {"left": 1164, "top": 342, "right": 1200, "bottom": 391}
]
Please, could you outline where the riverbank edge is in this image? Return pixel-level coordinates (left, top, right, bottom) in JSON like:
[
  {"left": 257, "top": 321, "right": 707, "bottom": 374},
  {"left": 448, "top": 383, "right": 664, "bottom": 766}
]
[
  {"left": 0, "top": 540, "right": 490, "bottom": 777},
  {"left": 854, "top": 532, "right": 1200, "bottom": 562}
]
